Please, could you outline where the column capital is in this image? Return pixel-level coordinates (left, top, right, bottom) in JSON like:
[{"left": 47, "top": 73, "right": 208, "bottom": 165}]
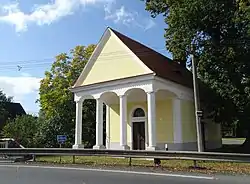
[
  {"left": 75, "top": 98, "right": 84, "bottom": 104},
  {"left": 173, "top": 96, "right": 182, "bottom": 101},
  {"left": 146, "top": 90, "right": 155, "bottom": 94},
  {"left": 95, "top": 97, "right": 104, "bottom": 103},
  {"left": 74, "top": 95, "right": 85, "bottom": 103},
  {"left": 119, "top": 94, "right": 127, "bottom": 98}
]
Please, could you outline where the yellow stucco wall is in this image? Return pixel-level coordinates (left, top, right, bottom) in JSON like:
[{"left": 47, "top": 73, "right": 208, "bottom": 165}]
[
  {"left": 108, "top": 99, "right": 174, "bottom": 145},
  {"left": 127, "top": 102, "right": 147, "bottom": 144},
  {"left": 109, "top": 104, "right": 120, "bottom": 143},
  {"left": 181, "top": 100, "right": 222, "bottom": 145},
  {"left": 108, "top": 99, "right": 221, "bottom": 150},
  {"left": 204, "top": 121, "right": 222, "bottom": 149},
  {"left": 181, "top": 100, "right": 197, "bottom": 142},
  {"left": 156, "top": 99, "right": 173, "bottom": 143},
  {"left": 81, "top": 33, "right": 152, "bottom": 86},
  {"left": 204, "top": 121, "right": 222, "bottom": 142}
]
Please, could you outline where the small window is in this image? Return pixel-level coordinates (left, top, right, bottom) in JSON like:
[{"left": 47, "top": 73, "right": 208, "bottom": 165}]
[{"left": 133, "top": 108, "right": 145, "bottom": 117}]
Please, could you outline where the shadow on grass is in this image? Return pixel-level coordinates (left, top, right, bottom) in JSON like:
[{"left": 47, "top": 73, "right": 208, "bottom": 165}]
[{"left": 207, "top": 144, "right": 246, "bottom": 153}]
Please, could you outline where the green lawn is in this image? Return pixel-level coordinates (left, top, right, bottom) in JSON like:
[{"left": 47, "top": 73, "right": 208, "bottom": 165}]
[
  {"left": 222, "top": 138, "right": 246, "bottom": 141},
  {"left": 36, "top": 156, "right": 250, "bottom": 175}
]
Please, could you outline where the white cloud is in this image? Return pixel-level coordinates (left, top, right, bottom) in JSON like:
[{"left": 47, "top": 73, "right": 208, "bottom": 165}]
[
  {"left": 105, "top": 6, "right": 135, "bottom": 26},
  {"left": 0, "top": 0, "right": 155, "bottom": 32},
  {"left": 0, "top": 75, "right": 41, "bottom": 103},
  {"left": 144, "top": 19, "right": 156, "bottom": 31},
  {"left": 0, "top": 0, "right": 113, "bottom": 32},
  {"left": 104, "top": 5, "right": 156, "bottom": 31},
  {"left": 20, "top": 72, "right": 32, "bottom": 77}
]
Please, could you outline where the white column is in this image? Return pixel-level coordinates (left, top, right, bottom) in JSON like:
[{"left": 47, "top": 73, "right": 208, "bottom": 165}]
[
  {"left": 119, "top": 95, "right": 130, "bottom": 150},
  {"left": 93, "top": 98, "right": 105, "bottom": 149},
  {"left": 106, "top": 105, "right": 110, "bottom": 149},
  {"left": 73, "top": 99, "right": 84, "bottom": 149},
  {"left": 147, "top": 91, "right": 157, "bottom": 150},
  {"left": 173, "top": 98, "right": 183, "bottom": 150}
]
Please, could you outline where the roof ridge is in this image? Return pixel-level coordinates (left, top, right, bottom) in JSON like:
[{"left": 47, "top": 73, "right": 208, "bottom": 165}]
[{"left": 109, "top": 27, "right": 173, "bottom": 61}]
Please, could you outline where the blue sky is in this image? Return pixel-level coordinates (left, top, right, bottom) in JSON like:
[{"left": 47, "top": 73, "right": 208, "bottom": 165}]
[{"left": 0, "top": 0, "right": 171, "bottom": 115}]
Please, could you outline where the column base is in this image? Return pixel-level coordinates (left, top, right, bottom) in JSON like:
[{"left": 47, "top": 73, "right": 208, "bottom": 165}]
[
  {"left": 120, "top": 145, "right": 130, "bottom": 150},
  {"left": 93, "top": 145, "right": 106, "bottom": 150},
  {"left": 72, "top": 144, "right": 85, "bottom": 149},
  {"left": 146, "top": 146, "right": 157, "bottom": 151}
]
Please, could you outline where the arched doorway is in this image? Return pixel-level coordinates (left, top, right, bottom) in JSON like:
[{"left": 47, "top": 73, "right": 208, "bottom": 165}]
[{"left": 132, "top": 108, "right": 146, "bottom": 150}]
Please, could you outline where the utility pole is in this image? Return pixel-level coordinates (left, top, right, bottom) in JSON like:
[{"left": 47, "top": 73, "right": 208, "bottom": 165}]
[{"left": 191, "top": 44, "right": 204, "bottom": 152}]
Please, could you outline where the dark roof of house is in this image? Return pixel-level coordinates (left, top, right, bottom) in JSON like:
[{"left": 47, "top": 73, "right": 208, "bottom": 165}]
[
  {"left": 110, "top": 28, "right": 194, "bottom": 88},
  {"left": 0, "top": 102, "right": 26, "bottom": 128},
  {"left": 5, "top": 102, "right": 26, "bottom": 118}
]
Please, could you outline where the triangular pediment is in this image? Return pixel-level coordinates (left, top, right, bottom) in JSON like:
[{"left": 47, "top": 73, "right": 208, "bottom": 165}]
[{"left": 73, "top": 28, "right": 153, "bottom": 87}]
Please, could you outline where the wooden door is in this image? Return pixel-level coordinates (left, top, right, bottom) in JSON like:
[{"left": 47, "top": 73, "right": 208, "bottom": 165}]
[{"left": 132, "top": 122, "right": 145, "bottom": 150}]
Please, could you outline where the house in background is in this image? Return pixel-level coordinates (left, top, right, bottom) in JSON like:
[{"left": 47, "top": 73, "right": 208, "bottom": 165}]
[
  {"left": 70, "top": 27, "right": 222, "bottom": 151},
  {"left": 0, "top": 102, "right": 26, "bottom": 130}
]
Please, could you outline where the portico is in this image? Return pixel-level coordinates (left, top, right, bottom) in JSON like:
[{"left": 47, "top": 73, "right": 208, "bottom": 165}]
[
  {"left": 71, "top": 74, "right": 193, "bottom": 150},
  {"left": 70, "top": 27, "right": 222, "bottom": 151}
]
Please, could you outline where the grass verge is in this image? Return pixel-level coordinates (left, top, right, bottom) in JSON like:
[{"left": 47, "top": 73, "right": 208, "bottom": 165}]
[
  {"left": 35, "top": 156, "right": 250, "bottom": 175},
  {"left": 222, "top": 138, "right": 246, "bottom": 141}
]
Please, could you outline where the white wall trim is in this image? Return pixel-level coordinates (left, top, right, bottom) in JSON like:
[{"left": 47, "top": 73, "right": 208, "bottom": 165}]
[
  {"left": 155, "top": 76, "right": 192, "bottom": 92},
  {"left": 72, "top": 74, "right": 153, "bottom": 93},
  {"left": 154, "top": 77, "right": 194, "bottom": 101},
  {"left": 72, "top": 74, "right": 193, "bottom": 103},
  {"left": 73, "top": 74, "right": 154, "bottom": 100}
]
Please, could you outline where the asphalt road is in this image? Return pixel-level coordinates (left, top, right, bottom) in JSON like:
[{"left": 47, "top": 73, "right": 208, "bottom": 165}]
[{"left": 0, "top": 164, "right": 250, "bottom": 184}]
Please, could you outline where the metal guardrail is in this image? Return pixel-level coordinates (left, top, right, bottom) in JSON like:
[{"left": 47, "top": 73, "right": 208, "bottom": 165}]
[{"left": 0, "top": 148, "right": 250, "bottom": 163}]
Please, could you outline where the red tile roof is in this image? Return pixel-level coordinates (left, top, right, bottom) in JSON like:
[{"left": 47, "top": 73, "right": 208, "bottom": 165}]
[{"left": 110, "top": 28, "right": 193, "bottom": 88}]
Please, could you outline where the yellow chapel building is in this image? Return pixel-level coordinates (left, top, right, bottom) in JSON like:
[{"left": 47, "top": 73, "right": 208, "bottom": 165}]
[{"left": 70, "top": 27, "right": 222, "bottom": 151}]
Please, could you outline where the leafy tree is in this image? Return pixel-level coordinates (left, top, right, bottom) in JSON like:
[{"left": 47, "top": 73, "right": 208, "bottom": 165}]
[
  {"left": 38, "top": 45, "right": 96, "bottom": 147},
  {"left": 36, "top": 102, "right": 96, "bottom": 148},
  {"left": 0, "top": 90, "right": 12, "bottom": 102},
  {"left": 141, "top": 0, "right": 250, "bottom": 149},
  {"left": 0, "top": 90, "right": 12, "bottom": 117},
  {"left": 35, "top": 114, "right": 74, "bottom": 148},
  {"left": 2, "top": 114, "right": 38, "bottom": 148},
  {"left": 0, "top": 91, "right": 13, "bottom": 130}
]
